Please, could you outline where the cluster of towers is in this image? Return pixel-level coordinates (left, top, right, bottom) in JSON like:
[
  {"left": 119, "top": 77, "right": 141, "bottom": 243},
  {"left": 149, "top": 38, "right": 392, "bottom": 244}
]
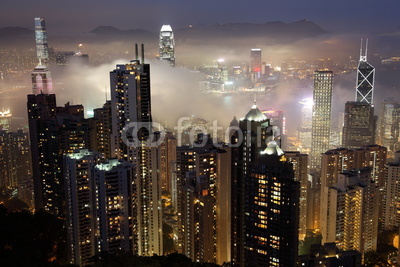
[{"left": 19, "top": 17, "right": 400, "bottom": 267}]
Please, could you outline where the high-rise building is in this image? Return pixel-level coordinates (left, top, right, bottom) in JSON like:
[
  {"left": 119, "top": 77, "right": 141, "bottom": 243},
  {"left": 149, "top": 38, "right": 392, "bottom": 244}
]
[
  {"left": 322, "top": 169, "right": 378, "bottom": 255},
  {"left": 342, "top": 102, "right": 375, "bottom": 149},
  {"left": 244, "top": 150, "right": 299, "bottom": 267},
  {"left": 27, "top": 94, "right": 59, "bottom": 213},
  {"left": 159, "top": 25, "right": 175, "bottom": 66},
  {"left": 231, "top": 102, "right": 300, "bottom": 266},
  {"left": 319, "top": 147, "right": 385, "bottom": 255},
  {"left": 355, "top": 39, "right": 375, "bottom": 104},
  {"left": 0, "top": 129, "right": 31, "bottom": 189},
  {"left": 250, "top": 48, "right": 262, "bottom": 82},
  {"left": 65, "top": 150, "right": 135, "bottom": 265},
  {"left": 285, "top": 151, "right": 309, "bottom": 239},
  {"left": 92, "top": 159, "right": 135, "bottom": 254},
  {"left": 310, "top": 71, "right": 333, "bottom": 170},
  {"left": 382, "top": 152, "right": 400, "bottom": 230},
  {"left": 34, "top": 17, "right": 49, "bottom": 65},
  {"left": 91, "top": 101, "right": 112, "bottom": 158},
  {"left": 231, "top": 102, "right": 271, "bottom": 266},
  {"left": 298, "top": 98, "right": 313, "bottom": 154},
  {"left": 0, "top": 110, "right": 12, "bottom": 132},
  {"left": 28, "top": 93, "right": 90, "bottom": 216},
  {"left": 378, "top": 99, "right": 400, "bottom": 158},
  {"left": 65, "top": 149, "right": 101, "bottom": 266},
  {"left": 32, "top": 17, "right": 53, "bottom": 95},
  {"left": 342, "top": 41, "right": 376, "bottom": 149},
  {"left": 109, "top": 45, "right": 162, "bottom": 255}
]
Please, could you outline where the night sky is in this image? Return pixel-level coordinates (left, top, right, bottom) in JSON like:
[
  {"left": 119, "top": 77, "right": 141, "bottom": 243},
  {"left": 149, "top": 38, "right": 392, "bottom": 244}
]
[{"left": 1, "top": 0, "right": 399, "bottom": 33}]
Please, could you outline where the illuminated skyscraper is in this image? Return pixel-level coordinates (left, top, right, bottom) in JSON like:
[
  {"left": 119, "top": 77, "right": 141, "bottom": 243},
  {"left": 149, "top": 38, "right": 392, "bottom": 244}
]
[
  {"left": 110, "top": 44, "right": 162, "bottom": 255},
  {"left": 65, "top": 150, "right": 135, "bottom": 265},
  {"left": 342, "top": 101, "right": 375, "bottom": 149},
  {"left": 244, "top": 150, "right": 299, "bottom": 267},
  {"left": 34, "top": 17, "right": 49, "bottom": 65},
  {"left": 32, "top": 17, "right": 53, "bottom": 94},
  {"left": 355, "top": 39, "right": 375, "bottom": 104},
  {"left": 285, "top": 151, "right": 309, "bottom": 239},
  {"left": 250, "top": 48, "right": 261, "bottom": 82},
  {"left": 298, "top": 98, "right": 313, "bottom": 154},
  {"left": 310, "top": 71, "right": 333, "bottom": 170},
  {"left": 159, "top": 25, "right": 175, "bottom": 66},
  {"left": 342, "top": 41, "right": 376, "bottom": 149},
  {"left": 322, "top": 169, "right": 378, "bottom": 256},
  {"left": 383, "top": 152, "right": 400, "bottom": 230},
  {"left": 231, "top": 102, "right": 299, "bottom": 266},
  {"left": 378, "top": 99, "right": 400, "bottom": 158}
]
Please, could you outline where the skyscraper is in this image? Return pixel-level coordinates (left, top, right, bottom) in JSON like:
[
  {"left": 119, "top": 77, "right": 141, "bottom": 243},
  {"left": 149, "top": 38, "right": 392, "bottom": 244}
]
[
  {"left": 159, "top": 25, "right": 175, "bottom": 66},
  {"left": 65, "top": 149, "right": 101, "bottom": 266},
  {"left": 34, "top": 17, "right": 49, "bottom": 65},
  {"left": 32, "top": 17, "right": 53, "bottom": 94},
  {"left": 231, "top": 102, "right": 300, "bottom": 266},
  {"left": 310, "top": 71, "right": 333, "bottom": 170},
  {"left": 231, "top": 102, "right": 271, "bottom": 266},
  {"left": 321, "top": 169, "right": 378, "bottom": 255},
  {"left": 65, "top": 149, "right": 135, "bottom": 265},
  {"left": 342, "top": 102, "right": 375, "bottom": 149},
  {"left": 355, "top": 39, "right": 375, "bottom": 104},
  {"left": 383, "top": 152, "right": 400, "bottom": 230},
  {"left": 244, "top": 149, "right": 299, "bottom": 267},
  {"left": 250, "top": 48, "right": 262, "bottom": 82},
  {"left": 342, "top": 40, "right": 376, "bottom": 149},
  {"left": 378, "top": 99, "right": 400, "bottom": 158},
  {"left": 298, "top": 98, "right": 313, "bottom": 154},
  {"left": 285, "top": 151, "right": 309, "bottom": 239},
  {"left": 109, "top": 45, "right": 162, "bottom": 255}
]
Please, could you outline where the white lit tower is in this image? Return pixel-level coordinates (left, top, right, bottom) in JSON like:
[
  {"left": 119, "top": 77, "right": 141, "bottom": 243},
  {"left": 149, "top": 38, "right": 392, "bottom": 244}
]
[
  {"left": 159, "top": 25, "right": 175, "bottom": 66},
  {"left": 310, "top": 71, "right": 333, "bottom": 170},
  {"left": 110, "top": 44, "right": 163, "bottom": 256},
  {"left": 342, "top": 39, "right": 376, "bottom": 149},
  {"left": 32, "top": 17, "right": 53, "bottom": 94},
  {"left": 356, "top": 39, "right": 375, "bottom": 104}
]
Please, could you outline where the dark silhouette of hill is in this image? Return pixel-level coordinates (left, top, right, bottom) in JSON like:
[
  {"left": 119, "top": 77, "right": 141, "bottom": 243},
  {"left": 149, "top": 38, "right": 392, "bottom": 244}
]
[{"left": 0, "top": 20, "right": 327, "bottom": 47}]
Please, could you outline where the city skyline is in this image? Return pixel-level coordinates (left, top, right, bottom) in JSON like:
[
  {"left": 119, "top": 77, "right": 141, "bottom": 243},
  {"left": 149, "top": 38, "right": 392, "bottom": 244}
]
[{"left": 2, "top": 11, "right": 400, "bottom": 266}]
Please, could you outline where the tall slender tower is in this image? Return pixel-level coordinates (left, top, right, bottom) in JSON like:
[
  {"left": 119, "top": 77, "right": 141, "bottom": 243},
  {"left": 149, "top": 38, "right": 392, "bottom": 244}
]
[
  {"left": 310, "top": 71, "right": 333, "bottom": 170},
  {"left": 32, "top": 17, "right": 53, "bottom": 94},
  {"left": 34, "top": 17, "right": 49, "bottom": 65},
  {"left": 159, "top": 25, "right": 175, "bottom": 66},
  {"left": 110, "top": 44, "right": 162, "bottom": 256},
  {"left": 342, "top": 39, "right": 376, "bottom": 148},
  {"left": 356, "top": 39, "right": 375, "bottom": 104}
]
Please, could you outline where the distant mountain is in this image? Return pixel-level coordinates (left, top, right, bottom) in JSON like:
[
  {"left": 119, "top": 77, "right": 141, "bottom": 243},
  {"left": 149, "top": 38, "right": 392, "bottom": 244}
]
[
  {"left": 0, "top": 20, "right": 326, "bottom": 47},
  {"left": 174, "top": 20, "right": 327, "bottom": 44}
]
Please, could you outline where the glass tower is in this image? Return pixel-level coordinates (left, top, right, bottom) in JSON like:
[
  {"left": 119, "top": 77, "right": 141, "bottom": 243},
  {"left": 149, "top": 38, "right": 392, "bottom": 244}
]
[
  {"left": 34, "top": 17, "right": 49, "bottom": 65},
  {"left": 159, "top": 25, "right": 175, "bottom": 66},
  {"left": 356, "top": 39, "right": 375, "bottom": 104},
  {"left": 310, "top": 71, "right": 333, "bottom": 170}
]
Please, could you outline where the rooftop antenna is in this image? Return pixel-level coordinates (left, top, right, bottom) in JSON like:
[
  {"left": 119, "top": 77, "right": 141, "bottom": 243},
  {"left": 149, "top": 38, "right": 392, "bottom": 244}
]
[
  {"left": 135, "top": 43, "right": 138, "bottom": 61},
  {"left": 252, "top": 94, "right": 257, "bottom": 108},
  {"left": 141, "top": 43, "right": 145, "bottom": 64},
  {"left": 365, "top": 38, "right": 369, "bottom": 61}
]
